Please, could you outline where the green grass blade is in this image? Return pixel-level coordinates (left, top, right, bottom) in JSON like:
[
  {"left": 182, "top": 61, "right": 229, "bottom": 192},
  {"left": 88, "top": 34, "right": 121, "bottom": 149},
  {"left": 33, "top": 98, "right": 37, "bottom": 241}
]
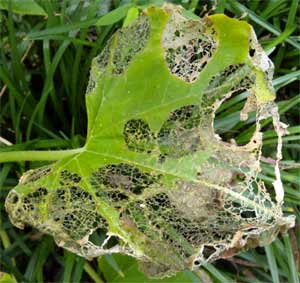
[
  {"left": 265, "top": 244, "right": 280, "bottom": 283},
  {"left": 63, "top": 251, "right": 76, "bottom": 283},
  {"left": 84, "top": 262, "right": 104, "bottom": 283},
  {"left": 283, "top": 233, "right": 300, "bottom": 283},
  {"left": 227, "top": 0, "right": 300, "bottom": 50},
  {"left": 26, "top": 18, "right": 97, "bottom": 39},
  {"left": 204, "top": 263, "right": 235, "bottom": 283},
  {"left": 71, "top": 257, "right": 85, "bottom": 283},
  {"left": 96, "top": 3, "right": 133, "bottom": 26}
]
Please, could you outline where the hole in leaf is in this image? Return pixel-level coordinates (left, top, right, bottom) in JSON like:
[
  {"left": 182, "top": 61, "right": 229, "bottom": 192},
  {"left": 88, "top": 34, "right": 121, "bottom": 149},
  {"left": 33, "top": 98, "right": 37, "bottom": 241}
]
[
  {"left": 194, "top": 260, "right": 200, "bottom": 266},
  {"left": 158, "top": 105, "right": 201, "bottom": 157},
  {"left": 240, "top": 210, "right": 256, "bottom": 219},
  {"left": 213, "top": 90, "right": 256, "bottom": 146},
  {"left": 102, "top": 235, "right": 120, "bottom": 249},
  {"left": 202, "top": 245, "right": 217, "bottom": 259},
  {"left": 8, "top": 192, "right": 19, "bottom": 204},
  {"left": 249, "top": 48, "right": 255, "bottom": 57},
  {"left": 123, "top": 119, "right": 155, "bottom": 152},
  {"left": 60, "top": 170, "right": 81, "bottom": 185},
  {"left": 89, "top": 227, "right": 108, "bottom": 246},
  {"left": 91, "top": 163, "right": 160, "bottom": 195}
]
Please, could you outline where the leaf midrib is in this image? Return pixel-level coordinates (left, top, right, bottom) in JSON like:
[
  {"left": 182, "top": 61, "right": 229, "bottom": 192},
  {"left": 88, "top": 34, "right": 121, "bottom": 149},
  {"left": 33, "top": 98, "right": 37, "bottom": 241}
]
[{"left": 83, "top": 149, "right": 278, "bottom": 217}]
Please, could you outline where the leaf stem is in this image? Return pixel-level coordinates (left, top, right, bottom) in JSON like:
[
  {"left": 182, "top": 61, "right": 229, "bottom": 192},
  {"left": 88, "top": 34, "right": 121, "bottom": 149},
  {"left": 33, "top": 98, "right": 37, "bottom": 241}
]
[{"left": 0, "top": 148, "right": 84, "bottom": 163}]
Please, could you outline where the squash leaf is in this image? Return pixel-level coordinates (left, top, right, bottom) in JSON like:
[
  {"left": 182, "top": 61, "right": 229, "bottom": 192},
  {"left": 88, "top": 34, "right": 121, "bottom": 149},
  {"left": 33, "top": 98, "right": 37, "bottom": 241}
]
[{"left": 5, "top": 4, "right": 294, "bottom": 278}]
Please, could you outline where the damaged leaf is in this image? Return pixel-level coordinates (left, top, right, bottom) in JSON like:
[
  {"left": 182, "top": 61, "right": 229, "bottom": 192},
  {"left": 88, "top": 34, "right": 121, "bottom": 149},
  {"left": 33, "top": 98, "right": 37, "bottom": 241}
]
[{"left": 5, "top": 4, "right": 295, "bottom": 278}]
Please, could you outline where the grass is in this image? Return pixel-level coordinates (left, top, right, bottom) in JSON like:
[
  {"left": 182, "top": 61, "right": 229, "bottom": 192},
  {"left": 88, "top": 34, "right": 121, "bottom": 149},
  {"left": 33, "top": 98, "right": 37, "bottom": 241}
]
[{"left": 0, "top": 0, "right": 299, "bottom": 282}]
